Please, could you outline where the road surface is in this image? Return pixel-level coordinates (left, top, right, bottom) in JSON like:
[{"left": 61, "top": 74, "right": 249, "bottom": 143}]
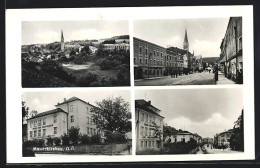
[{"left": 135, "top": 72, "right": 216, "bottom": 86}]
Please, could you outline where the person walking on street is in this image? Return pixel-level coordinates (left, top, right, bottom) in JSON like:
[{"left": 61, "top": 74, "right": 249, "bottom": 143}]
[
  {"left": 214, "top": 65, "right": 218, "bottom": 84},
  {"left": 127, "top": 142, "right": 131, "bottom": 154}
]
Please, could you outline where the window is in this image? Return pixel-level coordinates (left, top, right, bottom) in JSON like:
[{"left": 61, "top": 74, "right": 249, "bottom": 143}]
[
  {"left": 30, "top": 122, "right": 32, "bottom": 128},
  {"left": 141, "top": 113, "right": 144, "bottom": 122},
  {"left": 145, "top": 114, "right": 148, "bottom": 123},
  {"left": 149, "top": 116, "right": 152, "bottom": 123},
  {"left": 145, "top": 127, "right": 148, "bottom": 136},
  {"left": 139, "top": 43, "right": 142, "bottom": 53},
  {"left": 71, "top": 115, "right": 74, "bottom": 122},
  {"left": 54, "top": 116, "right": 57, "bottom": 123},
  {"left": 43, "top": 118, "right": 46, "bottom": 125},
  {"left": 54, "top": 127, "right": 57, "bottom": 134},
  {"left": 149, "top": 141, "right": 151, "bottom": 147},
  {"left": 43, "top": 129, "right": 46, "bottom": 136},
  {"left": 34, "top": 120, "right": 37, "bottom": 127},
  {"left": 149, "top": 129, "right": 151, "bottom": 136},
  {"left": 87, "top": 117, "right": 89, "bottom": 124},
  {"left": 141, "top": 141, "right": 143, "bottom": 147},
  {"left": 153, "top": 117, "right": 155, "bottom": 123},
  {"left": 86, "top": 107, "right": 89, "bottom": 113},
  {"left": 94, "top": 129, "right": 96, "bottom": 135},
  {"left": 90, "top": 128, "right": 93, "bottom": 135},
  {"left": 34, "top": 130, "right": 37, "bottom": 137},
  {"left": 70, "top": 105, "right": 73, "bottom": 112},
  {"left": 30, "top": 131, "right": 32, "bottom": 137},
  {"left": 87, "top": 127, "right": 89, "bottom": 134},
  {"left": 134, "top": 57, "right": 136, "bottom": 64},
  {"left": 152, "top": 141, "right": 154, "bottom": 147},
  {"left": 145, "top": 141, "right": 148, "bottom": 147},
  {"left": 140, "top": 126, "right": 144, "bottom": 136},
  {"left": 38, "top": 119, "right": 41, "bottom": 126},
  {"left": 90, "top": 118, "right": 92, "bottom": 125},
  {"left": 38, "top": 129, "right": 41, "bottom": 136}
]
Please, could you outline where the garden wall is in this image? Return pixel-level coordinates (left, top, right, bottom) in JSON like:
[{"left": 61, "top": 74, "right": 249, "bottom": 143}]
[{"left": 31, "top": 143, "right": 128, "bottom": 155}]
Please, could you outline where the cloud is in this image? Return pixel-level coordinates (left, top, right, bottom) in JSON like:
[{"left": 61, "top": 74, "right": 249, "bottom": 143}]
[
  {"left": 190, "top": 39, "right": 220, "bottom": 57},
  {"left": 167, "top": 113, "right": 234, "bottom": 138},
  {"left": 36, "top": 31, "right": 59, "bottom": 44}
]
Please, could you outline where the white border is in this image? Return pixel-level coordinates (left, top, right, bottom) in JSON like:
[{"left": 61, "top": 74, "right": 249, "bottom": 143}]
[{"left": 6, "top": 5, "right": 254, "bottom": 163}]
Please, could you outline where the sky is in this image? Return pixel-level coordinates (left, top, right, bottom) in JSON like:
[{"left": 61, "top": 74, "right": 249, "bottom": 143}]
[
  {"left": 134, "top": 18, "right": 230, "bottom": 58},
  {"left": 22, "top": 90, "right": 131, "bottom": 115},
  {"left": 135, "top": 88, "right": 243, "bottom": 138},
  {"left": 22, "top": 20, "right": 129, "bottom": 45}
]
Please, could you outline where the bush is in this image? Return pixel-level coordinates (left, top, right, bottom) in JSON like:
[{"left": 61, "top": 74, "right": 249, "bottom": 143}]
[
  {"left": 80, "top": 134, "right": 91, "bottom": 144},
  {"left": 47, "top": 136, "right": 54, "bottom": 146},
  {"left": 76, "top": 72, "right": 98, "bottom": 87},
  {"left": 54, "top": 137, "right": 61, "bottom": 146},
  {"left": 90, "top": 134, "right": 102, "bottom": 144},
  {"left": 105, "top": 131, "right": 127, "bottom": 143},
  {"left": 68, "top": 127, "right": 81, "bottom": 145},
  {"left": 61, "top": 133, "right": 70, "bottom": 146}
]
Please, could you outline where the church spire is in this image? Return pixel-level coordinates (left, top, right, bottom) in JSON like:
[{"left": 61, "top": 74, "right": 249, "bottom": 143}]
[
  {"left": 183, "top": 28, "right": 189, "bottom": 52},
  {"left": 61, "top": 30, "right": 64, "bottom": 42},
  {"left": 61, "top": 30, "right": 64, "bottom": 52}
]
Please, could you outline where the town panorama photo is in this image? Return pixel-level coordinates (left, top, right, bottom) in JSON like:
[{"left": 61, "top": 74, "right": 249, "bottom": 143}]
[{"left": 21, "top": 20, "right": 130, "bottom": 87}]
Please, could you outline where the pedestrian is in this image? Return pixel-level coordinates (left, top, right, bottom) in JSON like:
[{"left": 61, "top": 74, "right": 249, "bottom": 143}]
[
  {"left": 127, "top": 142, "right": 131, "bottom": 154},
  {"left": 214, "top": 65, "right": 218, "bottom": 83}
]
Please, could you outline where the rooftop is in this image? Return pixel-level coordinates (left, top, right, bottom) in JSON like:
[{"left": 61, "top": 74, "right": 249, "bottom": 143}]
[
  {"left": 28, "top": 108, "right": 66, "bottom": 120},
  {"left": 135, "top": 99, "right": 164, "bottom": 118}
]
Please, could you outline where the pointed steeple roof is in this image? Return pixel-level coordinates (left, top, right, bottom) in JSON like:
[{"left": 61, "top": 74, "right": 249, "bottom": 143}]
[
  {"left": 184, "top": 28, "right": 189, "bottom": 43},
  {"left": 61, "top": 30, "right": 64, "bottom": 42}
]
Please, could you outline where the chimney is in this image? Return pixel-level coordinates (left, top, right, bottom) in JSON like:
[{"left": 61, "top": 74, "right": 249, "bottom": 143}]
[
  {"left": 148, "top": 100, "right": 151, "bottom": 105},
  {"left": 64, "top": 98, "right": 66, "bottom": 102}
]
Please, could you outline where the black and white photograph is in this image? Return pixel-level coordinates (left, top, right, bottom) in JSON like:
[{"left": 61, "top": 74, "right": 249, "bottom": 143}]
[
  {"left": 21, "top": 20, "right": 130, "bottom": 87},
  {"left": 135, "top": 88, "right": 244, "bottom": 155},
  {"left": 134, "top": 17, "right": 243, "bottom": 86},
  {"left": 6, "top": 5, "right": 254, "bottom": 163},
  {"left": 22, "top": 90, "right": 132, "bottom": 156}
]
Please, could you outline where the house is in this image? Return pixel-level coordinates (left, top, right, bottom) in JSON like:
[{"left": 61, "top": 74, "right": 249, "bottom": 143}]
[
  {"left": 135, "top": 99, "right": 164, "bottom": 151},
  {"left": 27, "top": 97, "right": 106, "bottom": 145}
]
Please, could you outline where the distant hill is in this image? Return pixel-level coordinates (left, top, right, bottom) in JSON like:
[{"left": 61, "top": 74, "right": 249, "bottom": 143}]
[{"left": 201, "top": 57, "right": 219, "bottom": 64}]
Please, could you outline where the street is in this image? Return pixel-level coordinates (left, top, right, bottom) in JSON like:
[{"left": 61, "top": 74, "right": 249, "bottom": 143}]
[
  {"left": 135, "top": 72, "right": 216, "bottom": 86},
  {"left": 194, "top": 145, "right": 243, "bottom": 154}
]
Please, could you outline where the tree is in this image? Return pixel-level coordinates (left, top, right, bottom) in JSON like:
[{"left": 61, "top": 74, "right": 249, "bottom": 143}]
[
  {"left": 152, "top": 122, "right": 163, "bottom": 148},
  {"left": 230, "top": 109, "right": 244, "bottom": 151},
  {"left": 29, "top": 110, "right": 38, "bottom": 118},
  {"left": 163, "top": 124, "right": 177, "bottom": 141},
  {"left": 22, "top": 101, "right": 29, "bottom": 124},
  {"left": 91, "top": 97, "right": 131, "bottom": 134},
  {"left": 68, "top": 127, "right": 81, "bottom": 145}
]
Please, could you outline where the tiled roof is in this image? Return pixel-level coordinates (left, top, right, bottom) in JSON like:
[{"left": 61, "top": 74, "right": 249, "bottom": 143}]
[
  {"left": 56, "top": 96, "right": 97, "bottom": 109},
  {"left": 135, "top": 99, "right": 164, "bottom": 118},
  {"left": 28, "top": 108, "right": 66, "bottom": 120}
]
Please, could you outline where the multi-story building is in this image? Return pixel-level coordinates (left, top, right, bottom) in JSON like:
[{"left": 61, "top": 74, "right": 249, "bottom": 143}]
[
  {"left": 103, "top": 43, "right": 130, "bottom": 51},
  {"left": 219, "top": 17, "right": 242, "bottom": 83},
  {"left": 135, "top": 99, "right": 164, "bottom": 151},
  {"left": 27, "top": 97, "right": 105, "bottom": 144},
  {"left": 215, "top": 129, "right": 234, "bottom": 147},
  {"left": 134, "top": 37, "right": 167, "bottom": 79}
]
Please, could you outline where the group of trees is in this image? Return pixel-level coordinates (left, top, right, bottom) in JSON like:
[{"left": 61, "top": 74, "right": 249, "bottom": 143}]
[{"left": 229, "top": 109, "right": 244, "bottom": 151}]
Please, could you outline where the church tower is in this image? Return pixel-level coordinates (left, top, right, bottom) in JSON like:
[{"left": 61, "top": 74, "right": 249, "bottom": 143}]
[
  {"left": 61, "top": 30, "right": 64, "bottom": 52},
  {"left": 183, "top": 28, "right": 189, "bottom": 52}
]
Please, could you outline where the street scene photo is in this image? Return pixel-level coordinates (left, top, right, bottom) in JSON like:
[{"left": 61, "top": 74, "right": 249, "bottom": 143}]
[
  {"left": 134, "top": 17, "right": 243, "bottom": 86},
  {"left": 22, "top": 90, "right": 132, "bottom": 156},
  {"left": 21, "top": 21, "right": 130, "bottom": 87},
  {"left": 135, "top": 88, "right": 244, "bottom": 155}
]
